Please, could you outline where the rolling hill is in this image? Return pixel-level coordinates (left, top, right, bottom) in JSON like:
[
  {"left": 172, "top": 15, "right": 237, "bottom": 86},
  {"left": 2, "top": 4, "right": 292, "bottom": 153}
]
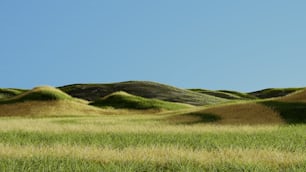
[
  {"left": 0, "top": 81, "right": 305, "bottom": 123},
  {"left": 189, "top": 89, "right": 257, "bottom": 100},
  {"left": 59, "top": 81, "right": 227, "bottom": 106},
  {"left": 0, "top": 88, "right": 27, "bottom": 100},
  {"left": 249, "top": 88, "right": 304, "bottom": 99},
  {"left": 0, "top": 86, "right": 105, "bottom": 117},
  {"left": 279, "top": 89, "right": 306, "bottom": 103},
  {"left": 90, "top": 91, "right": 193, "bottom": 110},
  {"left": 169, "top": 88, "right": 306, "bottom": 125}
]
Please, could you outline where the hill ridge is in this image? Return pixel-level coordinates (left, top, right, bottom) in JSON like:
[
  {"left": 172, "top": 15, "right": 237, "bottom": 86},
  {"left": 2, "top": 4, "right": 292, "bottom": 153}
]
[
  {"left": 90, "top": 91, "right": 192, "bottom": 110},
  {"left": 59, "top": 81, "right": 227, "bottom": 106}
]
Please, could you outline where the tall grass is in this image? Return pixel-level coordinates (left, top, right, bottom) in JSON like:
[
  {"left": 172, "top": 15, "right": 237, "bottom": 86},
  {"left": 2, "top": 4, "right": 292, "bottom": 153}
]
[{"left": 0, "top": 116, "right": 304, "bottom": 171}]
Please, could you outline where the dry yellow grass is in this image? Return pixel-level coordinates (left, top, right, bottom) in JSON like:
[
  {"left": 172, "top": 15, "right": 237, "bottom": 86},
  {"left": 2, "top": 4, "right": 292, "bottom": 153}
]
[
  {"left": 0, "top": 100, "right": 107, "bottom": 117},
  {"left": 279, "top": 89, "right": 306, "bottom": 103},
  {"left": 203, "top": 103, "right": 284, "bottom": 124},
  {"left": 0, "top": 144, "right": 303, "bottom": 167},
  {"left": 169, "top": 102, "right": 285, "bottom": 125},
  {"left": 0, "top": 116, "right": 280, "bottom": 134}
]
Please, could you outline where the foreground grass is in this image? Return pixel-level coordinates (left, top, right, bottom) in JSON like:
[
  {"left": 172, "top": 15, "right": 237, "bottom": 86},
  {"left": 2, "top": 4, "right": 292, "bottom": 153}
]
[{"left": 0, "top": 115, "right": 305, "bottom": 171}]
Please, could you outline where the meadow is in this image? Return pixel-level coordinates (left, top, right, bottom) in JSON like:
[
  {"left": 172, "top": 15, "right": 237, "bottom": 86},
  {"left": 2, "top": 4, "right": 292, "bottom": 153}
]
[{"left": 0, "top": 114, "right": 304, "bottom": 171}]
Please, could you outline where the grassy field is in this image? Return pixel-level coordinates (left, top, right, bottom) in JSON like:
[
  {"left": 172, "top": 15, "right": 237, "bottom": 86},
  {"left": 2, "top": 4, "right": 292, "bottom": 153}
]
[
  {"left": 0, "top": 114, "right": 304, "bottom": 171},
  {"left": 0, "top": 84, "right": 305, "bottom": 171}
]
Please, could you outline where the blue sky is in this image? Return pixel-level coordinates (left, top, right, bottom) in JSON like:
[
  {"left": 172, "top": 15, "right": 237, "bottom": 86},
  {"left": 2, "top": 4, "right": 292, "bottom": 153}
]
[{"left": 1, "top": 0, "right": 306, "bottom": 92}]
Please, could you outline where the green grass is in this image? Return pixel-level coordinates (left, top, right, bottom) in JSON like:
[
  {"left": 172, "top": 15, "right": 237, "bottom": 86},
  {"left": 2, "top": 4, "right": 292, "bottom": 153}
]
[
  {"left": 0, "top": 157, "right": 304, "bottom": 172},
  {"left": 0, "top": 116, "right": 304, "bottom": 171},
  {"left": 90, "top": 91, "right": 192, "bottom": 110},
  {"left": 0, "top": 125, "right": 305, "bottom": 151}
]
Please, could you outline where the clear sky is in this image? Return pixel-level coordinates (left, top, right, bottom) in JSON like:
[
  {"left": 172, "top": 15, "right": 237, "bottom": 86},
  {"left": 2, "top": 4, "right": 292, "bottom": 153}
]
[{"left": 1, "top": 0, "right": 306, "bottom": 92}]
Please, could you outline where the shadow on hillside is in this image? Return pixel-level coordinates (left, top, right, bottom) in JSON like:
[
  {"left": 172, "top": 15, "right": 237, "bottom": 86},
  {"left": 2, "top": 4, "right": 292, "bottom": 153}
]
[
  {"left": 261, "top": 101, "right": 306, "bottom": 124},
  {"left": 168, "top": 112, "right": 221, "bottom": 125}
]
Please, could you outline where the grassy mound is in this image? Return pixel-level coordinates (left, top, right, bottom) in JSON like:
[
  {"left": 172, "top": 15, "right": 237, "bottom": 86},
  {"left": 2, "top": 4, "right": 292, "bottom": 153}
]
[
  {"left": 0, "top": 86, "right": 72, "bottom": 104},
  {"left": 59, "top": 81, "right": 227, "bottom": 106},
  {"left": 90, "top": 91, "right": 192, "bottom": 110},
  {"left": 0, "top": 86, "right": 107, "bottom": 117}
]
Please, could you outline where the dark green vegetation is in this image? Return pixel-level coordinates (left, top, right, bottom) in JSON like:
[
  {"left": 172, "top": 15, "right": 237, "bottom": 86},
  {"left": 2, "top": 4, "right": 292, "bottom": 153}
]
[
  {"left": 59, "top": 81, "right": 226, "bottom": 106},
  {"left": 90, "top": 91, "right": 191, "bottom": 110},
  {"left": 261, "top": 101, "right": 306, "bottom": 124}
]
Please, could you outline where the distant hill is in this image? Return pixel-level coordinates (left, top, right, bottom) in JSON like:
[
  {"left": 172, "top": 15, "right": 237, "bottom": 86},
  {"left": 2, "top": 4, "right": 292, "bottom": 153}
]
[
  {"left": 249, "top": 88, "right": 304, "bottom": 99},
  {"left": 189, "top": 89, "right": 257, "bottom": 100},
  {"left": 169, "top": 88, "right": 306, "bottom": 125},
  {"left": 1, "top": 82, "right": 305, "bottom": 121},
  {"left": 90, "top": 91, "right": 193, "bottom": 110},
  {"left": 59, "top": 81, "right": 227, "bottom": 106},
  {"left": 0, "top": 88, "right": 27, "bottom": 100},
  {"left": 279, "top": 89, "right": 306, "bottom": 103}
]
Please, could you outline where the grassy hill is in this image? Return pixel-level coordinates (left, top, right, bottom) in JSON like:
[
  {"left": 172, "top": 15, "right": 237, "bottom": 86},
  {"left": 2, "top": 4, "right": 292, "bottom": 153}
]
[
  {"left": 1, "top": 82, "right": 306, "bottom": 121},
  {"left": 0, "top": 88, "right": 27, "bottom": 100},
  {"left": 59, "top": 81, "right": 227, "bottom": 106},
  {"left": 189, "top": 89, "right": 256, "bottom": 100},
  {"left": 90, "top": 91, "right": 193, "bottom": 110},
  {"left": 249, "top": 87, "right": 304, "bottom": 99},
  {"left": 0, "top": 86, "right": 104, "bottom": 117},
  {"left": 0, "top": 83, "right": 305, "bottom": 171},
  {"left": 169, "top": 89, "right": 306, "bottom": 125},
  {"left": 0, "top": 86, "right": 73, "bottom": 104},
  {"left": 279, "top": 89, "right": 306, "bottom": 103}
]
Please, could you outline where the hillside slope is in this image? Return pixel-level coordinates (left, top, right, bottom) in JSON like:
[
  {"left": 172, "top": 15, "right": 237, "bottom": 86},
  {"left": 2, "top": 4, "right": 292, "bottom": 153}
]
[
  {"left": 0, "top": 86, "right": 105, "bottom": 117},
  {"left": 169, "top": 89, "right": 306, "bottom": 125},
  {"left": 249, "top": 88, "right": 304, "bottom": 99},
  {"left": 0, "top": 88, "right": 26, "bottom": 100},
  {"left": 59, "top": 81, "right": 226, "bottom": 106},
  {"left": 91, "top": 91, "right": 192, "bottom": 110},
  {"left": 189, "top": 89, "right": 256, "bottom": 100}
]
